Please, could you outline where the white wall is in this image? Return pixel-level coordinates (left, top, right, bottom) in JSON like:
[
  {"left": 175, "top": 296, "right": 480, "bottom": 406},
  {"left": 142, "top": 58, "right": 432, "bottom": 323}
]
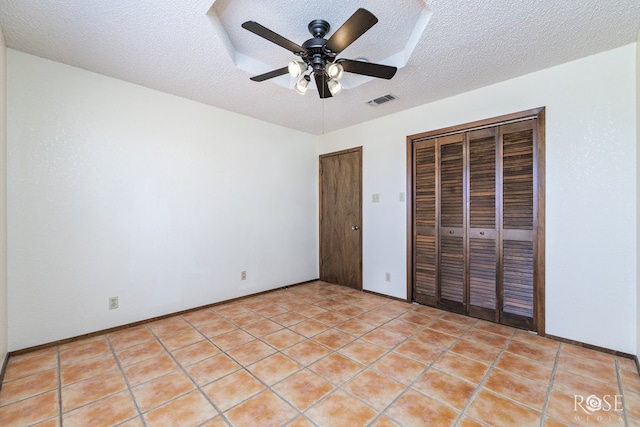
[
  {"left": 636, "top": 29, "right": 640, "bottom": 362},
  {"left": 0, "top": 25, "right": 8, "bottom": 363},
  {"left": 7, "top": 50, "right": 319, "bottom": 351},
  {"left": 6, "top": 44, "right": 637, "bottom": 355},
  {"left": 319, "top": 44, "right": 637, "bottom": 354}
]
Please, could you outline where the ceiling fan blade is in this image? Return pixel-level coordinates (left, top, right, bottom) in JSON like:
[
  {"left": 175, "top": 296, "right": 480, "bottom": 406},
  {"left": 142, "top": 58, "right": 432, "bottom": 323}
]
[
  {"left": 242, "top": 21, "right": 306, "bottom": 55},
  {"left": 250, "top": 66, "right": 289, "bottom": 82},
  {"left": 339, "top": 59, "right": 397, "bottom": 80},
  {"left": 324, "top": 8, "right": 378, "bottom": 56},
  {"left": 314, "top": 72, "right": 332, "bottom": 99}
]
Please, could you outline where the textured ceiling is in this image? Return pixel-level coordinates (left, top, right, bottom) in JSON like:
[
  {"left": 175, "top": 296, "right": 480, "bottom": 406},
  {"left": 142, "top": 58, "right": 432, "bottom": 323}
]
[{"left": 0, "top": 0, "right": 638, "bottom": 135}]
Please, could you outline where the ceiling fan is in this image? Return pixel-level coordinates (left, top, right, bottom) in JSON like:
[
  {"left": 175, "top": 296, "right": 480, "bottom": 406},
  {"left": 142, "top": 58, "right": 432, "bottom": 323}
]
[{"left": 241, "top": 8, "right": 398, "bottom": 99}]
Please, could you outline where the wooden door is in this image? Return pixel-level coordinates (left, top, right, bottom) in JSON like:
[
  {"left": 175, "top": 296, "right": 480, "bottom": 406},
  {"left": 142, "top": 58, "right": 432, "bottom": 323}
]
[
  {"left": 438, "top": 134, "right": 466, "bottom": 313},
  {"left": 319, "top": 147, "right": 362, "bottom": 290},
  {"left": 413, "top": 140, "right": 437, "bottom": 305},
  {"left": 408, "top": 108, "right": 545, "bottom": 334},
  {"left": 467, "top": 128, "right": 498, "bottom": 322},
  {"left": 499, "top": 121, "right": 536, "bottom": 329}
]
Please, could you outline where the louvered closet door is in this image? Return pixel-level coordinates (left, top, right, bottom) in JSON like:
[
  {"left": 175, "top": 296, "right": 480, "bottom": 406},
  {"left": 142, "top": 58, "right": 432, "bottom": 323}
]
[
  {"left": 467, "top": 128, "right": 498, "bottom": 322},
  {"left": 500, "top": 121, "right": 535, "bottom": 329},
  {"left": 413, "top": 140, "right": 437, "bottom": 306},
  {"left": 410, "top": 109, "right": 543, "bottom": 333},
  {"left": 438, "top": 135, "right": 465, "bottom": 313}
]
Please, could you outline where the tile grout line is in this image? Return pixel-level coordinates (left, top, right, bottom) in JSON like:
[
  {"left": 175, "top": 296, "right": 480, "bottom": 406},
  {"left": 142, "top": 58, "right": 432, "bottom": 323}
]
[
  {"left": 148, "top": 319, "right": 231, "bottom": 427},
  {"left": 206, "top": 291, "right": 385, "bottom": 424},
  {"left": 453, "top": 326, "right": 517, "bottom": 426},
  {"left": 321, "top": 306, "right": 514, "bottom": 426},
  {"left": 248, "top": 289, "right": 413, "bottom": 426},
  {"left": 238, "top": 287, "right": 382, "bottom": 425},
  {"left": 203, "top": 286, "right": 401, "bottom": 424},
  {"left": 539, "top": 340, "right": 561, "bottom": 426},
  {"left": 273, "top": 295, "right": 404, "bottom": 424},
  {"left": 185, "top": 311, "right": 309, "bottom": 425},
  {"left": 53, "top": 345, "right": 125, "bottom": 422},
  {"left": 187, "top": 292, "right": 325, "bottom": 420},
  {"left": 375, "top": 314, "right": 521, "bottom": 426},
  {"left": 365, "top": 313, "right": 485, "bottom": 426},
  {"left": 88, "top": 295, "right": 640, "bottom": 424},
  {"left": 428, "top": 322, "right": 498, "bottom": 427},
  {"left": 302, "top": 295, "right": 422, "bottom": 425},
  {"left": 440, "top": 319, "right": 488, "bottom": 427},
  {"left": 615, "top": 357, "right": 630, "bottom": 426},
  {"left": 106, "top": 328, "right": 149, "bottom": 427},
  {"left": 478, "top": 331, "right": 567, "bottom": 416},
  {"left": 317, "top": 319, "right": 418, "bottom": 426},
  {"left": 57, "top": 345, "right": 63, "bottom": 427},
  {"left": 365, "top": 314, "right": 465, "bottom": 427},
  {"left": 182, "top": 315, "right": 267, "bottom": 423},
  {"left": 402, "top": 317, "right": 472, "bottom": 387}
]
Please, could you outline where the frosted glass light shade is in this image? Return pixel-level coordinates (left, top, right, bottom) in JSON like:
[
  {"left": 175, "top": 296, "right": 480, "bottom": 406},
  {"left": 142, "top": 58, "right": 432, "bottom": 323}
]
[
  {"left": 327, "top": 78, "right": 343, "bottom": 96},
  {"left": 326, "top": 62, "right": 344, "bottom": 80},
  {"left": 288, "top": 61, "right": 306, "bottom": 78},
  {"left": 294, "top": 77, "right": 309, "bottom": 94}
]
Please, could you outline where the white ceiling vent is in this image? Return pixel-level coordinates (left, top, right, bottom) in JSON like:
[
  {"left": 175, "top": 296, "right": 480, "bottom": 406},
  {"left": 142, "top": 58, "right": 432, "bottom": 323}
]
[{"left": 367, "top": 94, "right": 397, "bottom": 106}]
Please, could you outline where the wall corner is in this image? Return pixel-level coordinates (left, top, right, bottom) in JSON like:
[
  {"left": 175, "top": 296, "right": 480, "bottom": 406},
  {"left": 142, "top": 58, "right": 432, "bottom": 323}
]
[
  {"left": 636, "top": 30, "right": 640, "bottom": 365},
  {"left": 0, "top": 23, "right": 8, "bottom": 367}
]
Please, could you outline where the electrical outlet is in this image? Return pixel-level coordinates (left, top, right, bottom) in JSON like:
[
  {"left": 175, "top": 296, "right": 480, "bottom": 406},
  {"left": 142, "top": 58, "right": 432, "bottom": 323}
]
[
  {"left": 385, "top": 272, "right": 391, "bottom": 282},
  {"left": 109, "top": 296, "right": 119, "bottom": 310},
  {"left": 372, "top": 194, "right": 380, "bottom": 203},
  {"left": 241, "top": 271, "right": 247, "bottom": 280},
  {"left": 399, "top": 192, "right": 405, "bottom": 202}
]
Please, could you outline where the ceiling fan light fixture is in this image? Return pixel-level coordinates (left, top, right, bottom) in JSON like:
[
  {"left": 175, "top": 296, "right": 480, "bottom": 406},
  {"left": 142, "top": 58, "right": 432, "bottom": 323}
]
[
  {"left": 288, "top": 61, "right": 307, "bottom": 78},
  {"left": 326, "top": 62, "right": 344, "bottom": 80},
  {"left": 327, "top": 78, "right": 343, "bottom": 96},
  {"left": 243, "top": 9, "right": 398, "bottom": 99},
  {"left": 294, "top": 75, "right": 310, "bottom": 95}
]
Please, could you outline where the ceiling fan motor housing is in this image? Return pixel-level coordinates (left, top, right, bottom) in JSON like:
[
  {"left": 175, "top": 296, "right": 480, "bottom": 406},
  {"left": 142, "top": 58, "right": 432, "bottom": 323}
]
[
  {"left": 302, "top": 21, "right": 337, "bottom": 74},
  {"left": 308, "top": 19, "right": 330, "bottom": 38}
]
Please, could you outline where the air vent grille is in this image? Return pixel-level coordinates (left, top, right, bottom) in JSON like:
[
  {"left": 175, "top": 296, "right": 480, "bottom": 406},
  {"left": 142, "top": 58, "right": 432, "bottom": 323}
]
[{"left": 367, "top": 94, "right": 397, "bottom": 106}]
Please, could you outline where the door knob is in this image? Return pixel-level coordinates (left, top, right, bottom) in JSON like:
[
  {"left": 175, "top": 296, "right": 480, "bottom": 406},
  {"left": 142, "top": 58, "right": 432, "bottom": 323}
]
[{"left": 352, "top": 225, "right": 360, "bottom": 231}]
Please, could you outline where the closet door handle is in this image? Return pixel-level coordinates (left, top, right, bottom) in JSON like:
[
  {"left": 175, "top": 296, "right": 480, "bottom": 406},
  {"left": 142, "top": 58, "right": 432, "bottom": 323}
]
[{"left": 352, "top": 225, "right": 360, "bottom": 231}]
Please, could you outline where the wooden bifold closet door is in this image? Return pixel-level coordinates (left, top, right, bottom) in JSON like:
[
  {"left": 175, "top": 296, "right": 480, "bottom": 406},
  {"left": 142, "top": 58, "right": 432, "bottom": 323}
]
[{"left": 408, "top": 109, "right": 545, "bottom": 333}]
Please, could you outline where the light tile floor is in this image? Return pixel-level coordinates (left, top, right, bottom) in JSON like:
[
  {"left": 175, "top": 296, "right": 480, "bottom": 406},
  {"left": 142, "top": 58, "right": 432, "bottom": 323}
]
[{"left": 1, "top": 281, "right": 639, "bottom": 426}]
